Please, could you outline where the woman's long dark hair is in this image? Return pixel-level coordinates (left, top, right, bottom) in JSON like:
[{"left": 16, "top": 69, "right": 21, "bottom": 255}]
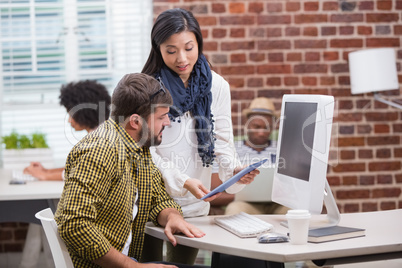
[{"left": 141, "top": 8, "right": 204, "bottom": 75}]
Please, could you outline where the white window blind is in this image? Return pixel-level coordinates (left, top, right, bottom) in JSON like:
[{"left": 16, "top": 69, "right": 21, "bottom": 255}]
[{"left": 0, "top": 0, "right": 152, "bottom": 166}]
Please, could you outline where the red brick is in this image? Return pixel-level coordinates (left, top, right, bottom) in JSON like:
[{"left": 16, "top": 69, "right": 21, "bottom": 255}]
[
  {"left": 229, "top": 3, "right": 245, "bottom": 14},
  {"left": 323, "top": 1, "right": 339, "bottom": 11},
  {"left": 304, "top": 1, "right": 319, "bottom": 11},
  {"left": 267, "top": 2, "right": 282, "bottom": 13},
  {"left": 204, "top": 41, "right": 218, "bottom": 51},
  {"left": 220, "top": 15, "right": 255, "bottom": 25},
  {"left": 367, "top": 136, "right": 400, "bottom": 146},
  {"left": 266, "top": 77, "right": 281, "bottom": 86},
  {"left": 358, "top": 26, "right": 373, "bottom": 35},
  {"left": 249, "top": 2, "right": 264, "bottom": 13},
  {"left": 197, "top": 16, "right": 217, "bottom": 26},
  {"left": 357, "top": 124, "right": 372, "bottom": 134},
  {"left": 212, "top": 28, "right": 227, "bottom": 38},
  {"left": 285, "top": 27, "right": 300, "bottom": 36},
  {"left": 366, "top": 13, "right": 399, "bottom": 23},
  {"left": 295, "top": 14, "right": 327, "bottom": 23},
  {"left": 395, "top": 25, "right": 402, "bottom": 35},
  {"left": 212, "top": 3, "right": 225, "bottom": 13},
  {"left": 343, "top": 176, "right": 358, "bottom": 185},
  {"left": 247, "top": 77, "right": 263, "bottom": 88},
  {"left": 377, "top": 174, "right": 393, "bottom": 184},
  {"left": 369, "top": 161, "right": 401, "bottom": 171},
  {"left": 287, "top": 52, "right": 302, "bottom": 61},
  {"left": 358, "top": 1, "right": 374, "bottom": 10},
  {"left": 231, "top": 53, "right": 246, "bottom": 63},
  {"left": 373, "top": 188, "right": 401, "bottom": 198},
  {"left": 301, "top": 76, "right": 317, "bottom": 86},
  {"left": 305, "top": 52, "right": 320, "bottom": 61},
  {"left": 381, "top": 202, "right": 396, "bottom": 210},
  {"left": 338, "top": 76, "right": 350, "bottom": 85},
  {"left": 330, "top": 39, "right": 363, "bottom": 48},
  {"left": 295, "top": 40, "right": 327, "bottom": 49},
  {"left": 359, "top": 149, "right": 373, "bottom": 159},
  {"left": 211, "top": 54, "right": 227, "bottom": 64},
  {"left": 230, "top": 28, "right": 245, "bottom": 38},
  {"left": 320, "top": 76, "right": 335, "bottom": 85},
  {"left": 397, "top": 0, "right": 402, "bottom": 9},
  {"left": 362, "top": 203, "right": 377, "bottom": 212},
  {"left": 374, "top": 124, "right": 390, "bottom": 134},
  {"left": 286, "top": 2, "right": 301, "bottom": 12},
  {"left": 294, "top": 64, "right": 327, "bottom": 73},
  {"left": 344, "top": 203, "right": 360, "bottom": 213},
  {"left": 257, "top": 64, "right": 291, "bottom": 74},
  {"left": 338, "top": 137, "right": 365, "bottom": 146},
  {"left": 258, "top": 40, "right": 291, "bottom": 50},
  {"left": 249, "top": 53, "right": 265, "bottom": 62},
  {"left": 257, "top": 15, "right": 291, "bottom": 25},
  {"left": 220, "top": 65, "right": 255, "bottom": 75},
  {"left": 376, "top": 148, "right": 391, "bottom": 158},
  {"left": 231, "top": 89, "right": 255, "bottom": 100},
  {"left": 360, "top": 175, "right": 375, "bottom": 185},
  {"left": 340, "top": 26, "right": 354, "bottom": 35},
  {"left": 366, "top": 38, "right": 400, "bottom": 47},
  {"left": 341, "top": 150, "right": 355, "bottom": 160},
  {"left": 221, "top": 41, "right": 255, "bottom": 51},
  {"left": 331, "top": 63, "right": 349, "bottom": 73},
  {"left": 395, "top": 148, "right": 402, "bottom": 158},
  {"left": 303, "top": 27, "right": 318, "bottom": 36},
  {"left": 337, "top": 189, "right": 370, "bottom": 199},
  {"left": 268, "top": 52, "right": 284, "bottom": 62},
  {"left": 321, "top": 26, "right": 337, "bottom": 36},
  {"left": 339, "top": 125, "right": 354, "bottom": 134},
  {"left": 228, "top": 78, "right": 244, "bottom": 88},
  {"left": 284, "top": 77, "right": 299, "bottom": 86},
  {"left": 267, "top": 27, "right": 282, "bottom": 37},
  {"left": 330, "top": 14, "right": 364, "bottom": 23},
  {"left": 323, "top": 51, "right": 339, "bottom": 61},
  {"left": 339, "top": 100, "right": 353, "bottom": 109}
]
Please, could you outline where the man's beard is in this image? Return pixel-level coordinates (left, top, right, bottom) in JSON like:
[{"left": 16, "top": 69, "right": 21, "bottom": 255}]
[{"left": 139, "top": 124, "right": 164, "bottom": 147}]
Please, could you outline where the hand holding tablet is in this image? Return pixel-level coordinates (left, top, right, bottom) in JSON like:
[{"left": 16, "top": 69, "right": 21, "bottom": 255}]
[{"left": 201, "top": 159, "right": 268, "bottom": 200}]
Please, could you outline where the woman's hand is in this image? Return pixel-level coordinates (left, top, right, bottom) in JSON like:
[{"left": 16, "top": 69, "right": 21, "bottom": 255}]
[{"left": 183, "top": 178, "right": 222, "bottom": 201}]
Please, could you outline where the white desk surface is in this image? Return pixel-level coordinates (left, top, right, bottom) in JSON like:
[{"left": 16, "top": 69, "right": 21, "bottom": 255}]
[
  {"left": 145, "top": 209, "right": 402, "bottom": 264},
  {"left": 0, "top": 168, "right": 64, "bottom": 201}
]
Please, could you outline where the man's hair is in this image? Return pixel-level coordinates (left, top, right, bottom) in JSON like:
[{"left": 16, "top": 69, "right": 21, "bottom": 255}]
[
  {"left": 111, "top": 73, "right": 173, "bottom": 123},
  {"left": 59, "top": 80, "right": 111, "bottom": 129}
]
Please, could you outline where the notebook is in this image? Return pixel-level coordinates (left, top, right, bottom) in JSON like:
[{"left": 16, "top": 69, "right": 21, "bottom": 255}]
[{"left": 234, "top": 166, "right": 275, "bottom": 202}]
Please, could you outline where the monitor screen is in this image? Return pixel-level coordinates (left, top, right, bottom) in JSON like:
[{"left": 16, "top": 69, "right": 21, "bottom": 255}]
[{"left": 277, "top": 102, "right": 317, "bottom": 182}]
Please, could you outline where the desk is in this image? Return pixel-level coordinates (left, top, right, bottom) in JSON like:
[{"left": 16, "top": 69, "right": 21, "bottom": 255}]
[
  {"left": 0, "top": 169, "right": 64, "bottom": 224},
  {"left": 146, "top": 210, "right": 402, "bottom": 266}
]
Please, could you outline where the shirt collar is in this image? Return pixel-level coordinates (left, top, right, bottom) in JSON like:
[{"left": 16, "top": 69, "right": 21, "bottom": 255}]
[{"left": 109, "top": 118, "right": 142, "bottom": 158}]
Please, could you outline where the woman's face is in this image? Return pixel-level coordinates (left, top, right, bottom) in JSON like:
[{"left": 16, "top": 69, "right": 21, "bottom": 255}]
[{"left": 159, "top": 31, "right": 199, "bottom": 85}]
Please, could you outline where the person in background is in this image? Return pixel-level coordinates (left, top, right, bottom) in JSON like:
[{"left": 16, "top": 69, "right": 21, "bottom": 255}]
[
  {"left": 23, "top": 80, "right": 111, "bottom": 181},
  {"left": 18, "top": 80, "right": 111, "bottom": 268},
  {"left": 210, "top": 97, "right": 288, "bottom": 216},
  {"left": 55, "top": 73, "right": 206, "bottom": 268},
  {"left": 141, "top": 8, "right": 258, "bottom": 265}
]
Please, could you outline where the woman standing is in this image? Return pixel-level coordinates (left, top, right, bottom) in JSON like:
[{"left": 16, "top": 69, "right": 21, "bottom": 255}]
[{"left": 141, "top": 8, "right": 257, "bottom": 265}]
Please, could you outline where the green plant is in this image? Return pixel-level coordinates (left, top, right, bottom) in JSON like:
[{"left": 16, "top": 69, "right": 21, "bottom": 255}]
[{"left": 1, "top": 131, "right": 49, "bottom": 149}]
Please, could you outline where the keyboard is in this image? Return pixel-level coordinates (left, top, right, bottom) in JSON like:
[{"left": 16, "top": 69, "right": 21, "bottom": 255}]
[
  {"left": 12, "top": 170, "right": 37, "bottom": 182},
  {"left": 214, "top": 212, "right": 274, "bottom": 238}
]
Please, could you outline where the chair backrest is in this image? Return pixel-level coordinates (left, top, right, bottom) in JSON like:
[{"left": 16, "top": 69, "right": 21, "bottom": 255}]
[{"left": 35, "top": 208, "right": 74, "bottom": 268}]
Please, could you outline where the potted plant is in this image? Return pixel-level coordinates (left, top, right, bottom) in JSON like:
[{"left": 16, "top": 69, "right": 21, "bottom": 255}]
[{"left": 1, "top": 131, "right": 53, "bottom": 169}]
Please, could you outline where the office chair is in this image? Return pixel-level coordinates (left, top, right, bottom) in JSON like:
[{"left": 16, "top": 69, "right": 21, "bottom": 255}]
[{"left": 35, "top": 208, "right": 74, "bottom": 268}]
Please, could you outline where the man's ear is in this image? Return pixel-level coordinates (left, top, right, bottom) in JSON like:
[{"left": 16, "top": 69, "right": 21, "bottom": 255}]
[{"left": 129, "top": 114, "right": 141, "bottom": 130}]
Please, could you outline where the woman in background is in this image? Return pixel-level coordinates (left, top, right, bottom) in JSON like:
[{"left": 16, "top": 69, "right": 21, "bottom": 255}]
[{"left": 141, "top": 8, "right": 258, "bottom": 265}]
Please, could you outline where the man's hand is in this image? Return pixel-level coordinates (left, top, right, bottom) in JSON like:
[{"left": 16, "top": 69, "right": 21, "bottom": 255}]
[
  {"left": 158, "top": 208, "right": 205, "bottom": 246},
  {"left": 234, "top": 166, "right": 260, "bottom": 185},
  {"left": 183, "top": 178, "right": 222, "bottom": 201}
]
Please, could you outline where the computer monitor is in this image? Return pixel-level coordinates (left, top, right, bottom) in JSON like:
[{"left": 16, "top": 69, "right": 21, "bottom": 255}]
[{"left": 272, "top": 94, "right": 340, "bottom": 228}]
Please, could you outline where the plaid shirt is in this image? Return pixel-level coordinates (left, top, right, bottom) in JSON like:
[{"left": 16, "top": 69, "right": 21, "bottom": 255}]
[{"left": 55, "top": 118, "right": 181, "bottom": 267}]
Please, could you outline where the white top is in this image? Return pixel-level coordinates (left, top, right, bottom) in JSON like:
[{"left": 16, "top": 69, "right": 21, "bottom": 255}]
[{"left": 151, "top": 71, "right": 242, "bottom": 218}]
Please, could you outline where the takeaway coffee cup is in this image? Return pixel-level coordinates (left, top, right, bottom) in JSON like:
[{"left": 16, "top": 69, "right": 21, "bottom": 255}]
[{"left": 286, "top": 209, "right": 311, "bottom": 245}]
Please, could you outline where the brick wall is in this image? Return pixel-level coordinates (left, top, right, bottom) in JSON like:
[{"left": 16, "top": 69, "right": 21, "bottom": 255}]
[{"left": 154, "top": 0, "right": 402, "bottom": 213}]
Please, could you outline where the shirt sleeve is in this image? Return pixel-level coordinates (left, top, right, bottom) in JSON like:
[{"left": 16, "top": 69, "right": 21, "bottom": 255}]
[
  {"left": 211, "top": 72, "right": 244, "bottom": 194},
  {"left": 150, "top": 146, "right": 190, "bottom": 197}
]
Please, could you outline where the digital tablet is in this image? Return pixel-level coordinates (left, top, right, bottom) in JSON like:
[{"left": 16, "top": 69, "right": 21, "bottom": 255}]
[{"left": 201, "top": 158, "right": 268, "bottom": 200}]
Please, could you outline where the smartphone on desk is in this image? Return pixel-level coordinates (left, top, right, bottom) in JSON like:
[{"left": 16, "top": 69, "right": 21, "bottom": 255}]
[{"left": 9, "top": 179, "right": 26, "bottom": 185}]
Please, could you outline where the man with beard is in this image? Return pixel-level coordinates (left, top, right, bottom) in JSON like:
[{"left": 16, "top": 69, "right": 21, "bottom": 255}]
[{"left": 55, "top": 73, "right": 205, "bottom": 268}]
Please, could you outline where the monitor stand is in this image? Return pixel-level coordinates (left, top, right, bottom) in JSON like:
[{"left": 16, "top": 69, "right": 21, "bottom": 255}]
[{"left": 281, "top": 179, "right": 341, "bottom": 229}]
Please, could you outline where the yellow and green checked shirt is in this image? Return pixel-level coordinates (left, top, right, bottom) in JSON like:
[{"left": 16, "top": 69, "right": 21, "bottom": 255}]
[{"left": 55, "top": 118, "right": 182, "bottom": 267}]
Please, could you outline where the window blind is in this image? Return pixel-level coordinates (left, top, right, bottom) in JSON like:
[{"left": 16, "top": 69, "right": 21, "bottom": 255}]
[{"left": 0, "top": 0, "right": 152, "bottom": 166}]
